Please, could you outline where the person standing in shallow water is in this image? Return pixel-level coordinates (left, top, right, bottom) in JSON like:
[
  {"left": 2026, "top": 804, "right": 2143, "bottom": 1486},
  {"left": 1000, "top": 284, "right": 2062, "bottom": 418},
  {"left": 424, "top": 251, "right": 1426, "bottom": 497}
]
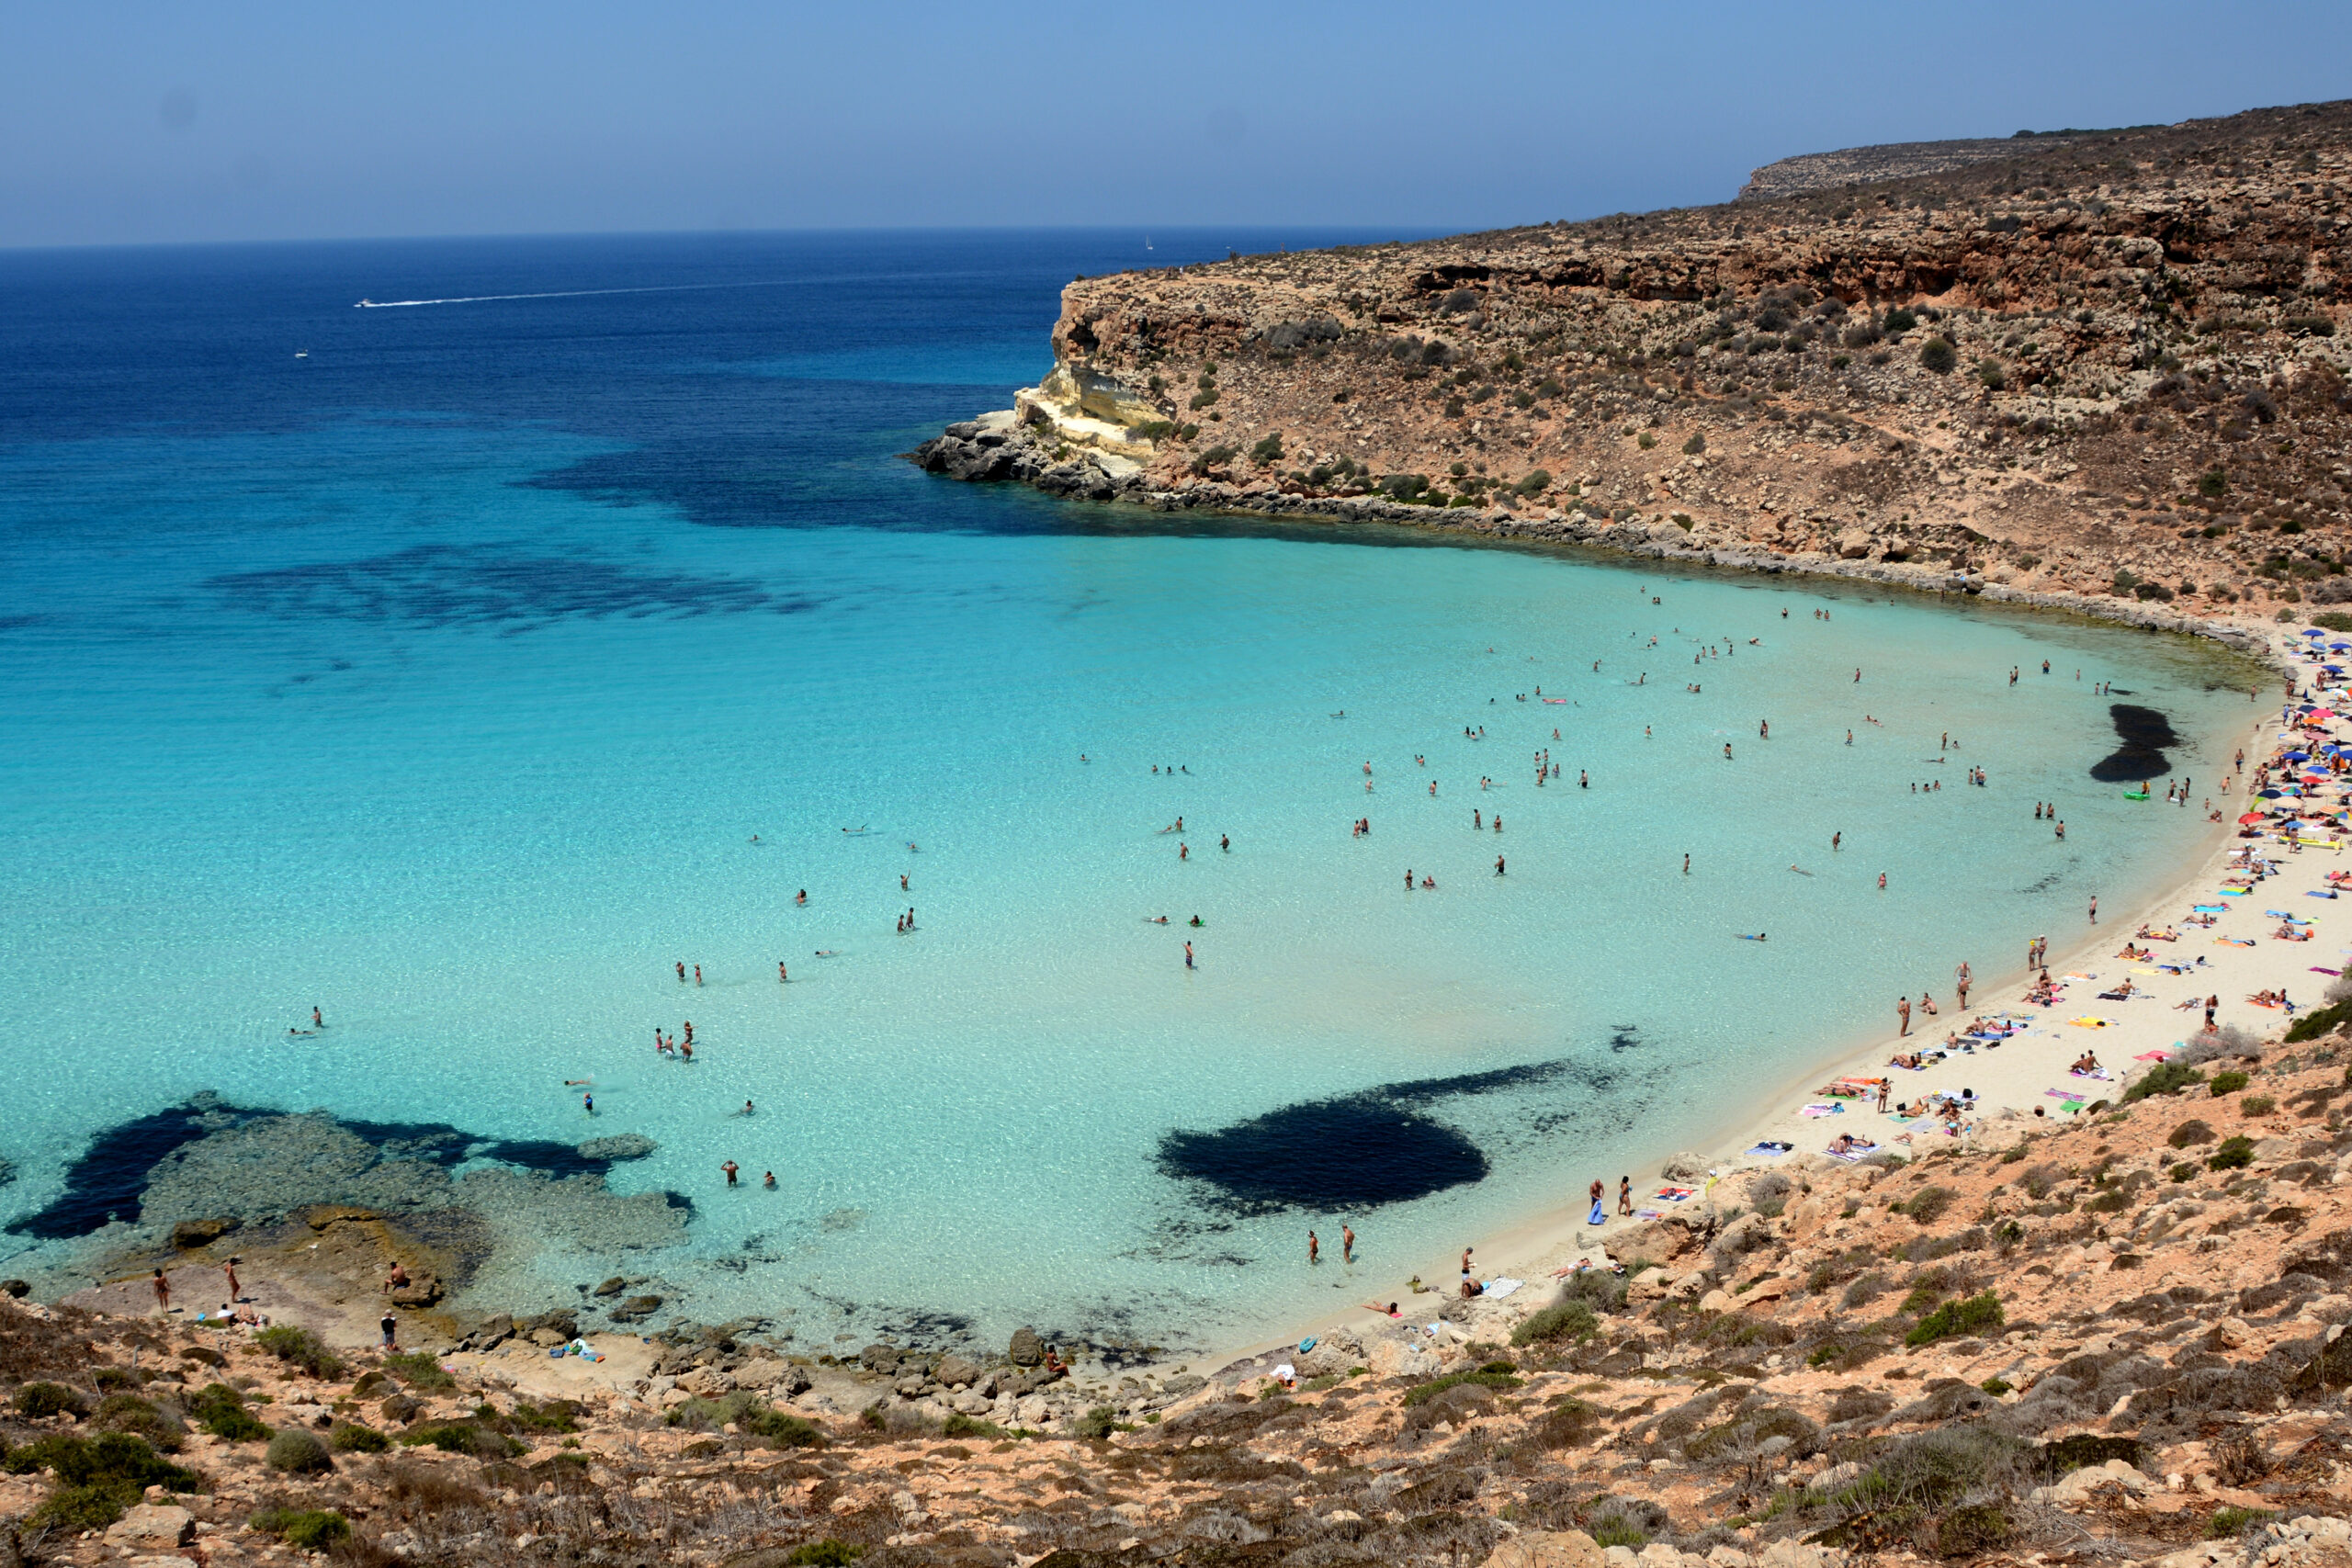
[
  {"left": 1897, "top": 996, "right": 1911, "bottom": 1035},
  {"left": 722, "top": 1160, "right": 739, "bottom": 1186},
  {"left": 1342, "top": 1224, "right": 1355, "bottom": 1264},
  {"left": 1307, "top": 1230, "right": 1318, "bottom": 1265}
]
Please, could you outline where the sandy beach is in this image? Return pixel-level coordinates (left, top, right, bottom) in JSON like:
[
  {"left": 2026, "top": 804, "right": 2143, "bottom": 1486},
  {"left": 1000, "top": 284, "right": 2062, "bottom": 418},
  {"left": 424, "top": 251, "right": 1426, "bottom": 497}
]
[{"left": 1177, "top": 615, "right": 2325, "bottom": 1383}]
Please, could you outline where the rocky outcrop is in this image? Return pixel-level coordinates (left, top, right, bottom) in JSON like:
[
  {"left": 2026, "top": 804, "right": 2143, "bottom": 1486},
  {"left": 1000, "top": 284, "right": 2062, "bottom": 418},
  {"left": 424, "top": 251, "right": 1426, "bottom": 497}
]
[
  {"left": 1737, "top": 133, "right": 2093, "bottom": 203},
  {"left": 912, "top": 98, "right": 2352, "bottom": 643}
]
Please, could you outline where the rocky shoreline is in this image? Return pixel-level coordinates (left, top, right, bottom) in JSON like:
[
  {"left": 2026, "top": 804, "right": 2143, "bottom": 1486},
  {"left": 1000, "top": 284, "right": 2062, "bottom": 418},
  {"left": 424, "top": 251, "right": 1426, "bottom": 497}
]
[
  {"left": 8, "top": 1041, "right": 2352, "bottom": 1568},
  {"left": 909, "top": 417, "right": 2272, "bottom": 653}
]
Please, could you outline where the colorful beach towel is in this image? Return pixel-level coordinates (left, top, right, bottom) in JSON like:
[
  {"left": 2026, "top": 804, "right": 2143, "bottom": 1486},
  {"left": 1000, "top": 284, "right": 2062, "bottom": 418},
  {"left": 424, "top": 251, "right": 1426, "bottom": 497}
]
[
  {"left": 2217, "top": 938, "right": 2257, "bottom": 947},
  {"left": 1799, "top": 1102, "right": 1844, "bottom": 1117},
  {"left": 2045, "top": 1089, "right": 2087, "bottom": 1101},
  {"left": 2068, "top": 1017, "right": 2112, "bottom": 1028}
]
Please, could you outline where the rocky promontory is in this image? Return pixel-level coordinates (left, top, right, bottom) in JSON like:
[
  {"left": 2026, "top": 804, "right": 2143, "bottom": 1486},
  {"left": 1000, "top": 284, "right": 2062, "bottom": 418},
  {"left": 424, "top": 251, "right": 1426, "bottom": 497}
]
[{"left": 912, "top": 99, "right": 2352, "bottom": 641}]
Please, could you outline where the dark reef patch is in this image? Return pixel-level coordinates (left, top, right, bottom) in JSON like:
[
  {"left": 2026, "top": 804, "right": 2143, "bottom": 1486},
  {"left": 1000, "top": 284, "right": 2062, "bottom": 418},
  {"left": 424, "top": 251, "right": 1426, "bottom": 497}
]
[
  {"left": 1159, "top": 1049, "right": 1645, "bottom": 1214},
  {"left": 9, "top": 1092, "right": 659, "bottom": 1241},
  {"left": 2089, "top": 703, "right": 2179, "bottom": 783},
  {"left": 1159, "top": 1100, "right": 1488, "bottom": 1214},
  {"left": 206, "top": 544, "right": 816, "bottom": 633}
]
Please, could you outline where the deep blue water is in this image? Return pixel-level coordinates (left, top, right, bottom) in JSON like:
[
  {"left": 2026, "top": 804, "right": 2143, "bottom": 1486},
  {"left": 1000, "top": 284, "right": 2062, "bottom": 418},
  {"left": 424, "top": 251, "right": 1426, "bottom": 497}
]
[{"left": 0, "top": 230, "right": 2258, "bottom": 1352}]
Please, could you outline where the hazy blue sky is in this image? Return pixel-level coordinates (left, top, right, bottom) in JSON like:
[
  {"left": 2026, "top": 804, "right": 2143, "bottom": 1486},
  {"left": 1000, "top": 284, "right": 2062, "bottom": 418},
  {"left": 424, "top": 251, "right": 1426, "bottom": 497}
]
[{"left": 6, "top": 1, "right": 2349, "bottom": 248}]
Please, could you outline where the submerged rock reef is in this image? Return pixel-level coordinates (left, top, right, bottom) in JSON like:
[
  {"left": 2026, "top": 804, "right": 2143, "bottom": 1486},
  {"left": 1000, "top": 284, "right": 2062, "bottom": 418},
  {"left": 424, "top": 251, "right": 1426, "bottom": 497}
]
[
  {"left": 8, "top": 1040, "right": 2352, "bottom": 1566},
  {"left": 914, "top": 100, "right": 2352, "bottom": 644}
]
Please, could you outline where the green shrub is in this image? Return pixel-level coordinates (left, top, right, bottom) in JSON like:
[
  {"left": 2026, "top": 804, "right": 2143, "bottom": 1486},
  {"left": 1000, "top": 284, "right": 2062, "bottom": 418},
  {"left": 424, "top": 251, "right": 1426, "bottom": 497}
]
[
  {"left": 33, "top": 1483, "right": 139, "bottom": 1530},
  {"left": 1919, "top": 337, "right": 1958, "bottom": 374},
  {"left": 745, "top": 1406, "right": 827, "bottom": 1449},
  {"left": 1512, "top": 1298, "right": 1600, "bottom": 1346},
  {"left": 2209, "top": 1506, "right": 2278, "bottom": 1538},
  {"left": 2125, "top": 1062, "right": 2207, "bottom": 1102},
  {"left": 1636, "top": 432, "right": 1657, "bottom": 448},
  {"left": 187, "top": 1383, "right": 270, "bottom": 1442},
  {"left": 266, "top": 1428, "right": 334, "bottom": 1473},
  {"left": 940, "top": 1413, "right": 1003, "bottom": 1439},
  {"left": 2242, "top": 1095, "right": 2276, "bottom": 1117},
  {"left": 1249, "top": 433, "right": 1283, "bottom": 464},
  {"left": 1903, "top": 1185, "right": 1956, "bottom": 1225},
  {"left": 2199, "top": 467, "right": 2230, "bottom": 499},
  {"left": 2170, "top": 1162, "right": 2199, "bottom": 1182},
  {"left": 253, "top": 1325, "right": 344, "bottom": 1380},
  {"left": 2209, "top": 1070, "right": 2251, "bottom": 1097},
  {"left": 1936, "top": 1504, "right": 2013, "bottom": 1556},
  {"left": 400, "top": 1423, "right": 523, "bottom": 1458},
  {"left": 1975, "top": 358, "right": 2007, "bottom": 390},
  {"left": 16, "top": 1382, "right": 85, "bottom": 1419},
  {"left": 2207, "top": 1135, "right": 2256, "bottom": 1171},
  {"left": 1681, "top": 434, "right": 1705, "bottom": 455},
  {"left": 383, "top": 1350, "right": 456, "bottom": 1391},
  {"left": 2287, "top": 998, "right": 2352, "bottom": 1041},
  {"left": 93, "top": 1393, "right": 184, "bottom": 1452},
  {"left": 786, "top": 1543, "right": 865, "bottom": 1566},
  {"left": 1188, "top": 389, "right": 1218, "bottom": 411},
  {"left": 1980, "top": 1377, "right": 2012, "bottom": 1395},
  {"left": 1401, "top": 1369, "right": 1522, "bottom": 1405},
  {"left": 251, "top": 1506, "right": 352, "bottom": 1551},
  {"left": 1905, "top": 1291, "right": 2004, "bottom": 1347},
  {"left": 329, "top": 1422, "right": 390, "bottom": 1453},
  {"left": 1070, "top": 1406, "right": 1125, "bottom": 1439},
  {"left": 1191, "top": 444, "right": 1237, "bottom": 475},
  {"left": 1131, "top": 420, "right": 1175, "bottom": 441},
  {"left": 1516, "top": 468, "right": 1553, "bottom": 496}
]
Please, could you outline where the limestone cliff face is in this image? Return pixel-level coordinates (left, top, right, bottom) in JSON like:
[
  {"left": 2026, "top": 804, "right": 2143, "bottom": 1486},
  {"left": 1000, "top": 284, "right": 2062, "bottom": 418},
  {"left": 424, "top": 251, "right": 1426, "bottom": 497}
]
[{"left": 917, "top": 99, "right": 2352, "bottom": 629}]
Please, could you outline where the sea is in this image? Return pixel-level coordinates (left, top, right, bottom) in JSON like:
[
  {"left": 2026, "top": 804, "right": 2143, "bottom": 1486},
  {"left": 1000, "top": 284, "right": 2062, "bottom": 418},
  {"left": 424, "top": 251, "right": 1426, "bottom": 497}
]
[{"left": 0, "top": 229, "right": 2264, "bottom": 1357}]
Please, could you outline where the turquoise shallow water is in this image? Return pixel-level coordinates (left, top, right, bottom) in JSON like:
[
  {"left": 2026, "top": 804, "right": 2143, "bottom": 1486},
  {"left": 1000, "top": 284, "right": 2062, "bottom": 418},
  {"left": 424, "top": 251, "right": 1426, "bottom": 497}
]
[{"left": 0, "top": 231, "right": 2261, "bottom": 1353}]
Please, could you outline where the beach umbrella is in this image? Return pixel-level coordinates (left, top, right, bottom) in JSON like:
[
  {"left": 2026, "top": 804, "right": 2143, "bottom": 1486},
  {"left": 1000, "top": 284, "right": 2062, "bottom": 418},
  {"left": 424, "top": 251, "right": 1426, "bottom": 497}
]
[
  {"left": 2286, "top": 750, "right": 2312, "bottom": 761},
  {"left": 2240, "top": 812, "right": 2267, "bottom": 824},
  {"left": 2259, "top": 789, "right": 2285, "bottom": 798},
  {"left": 2316, "top": 709, "right": 2339, "bottom": 720}
]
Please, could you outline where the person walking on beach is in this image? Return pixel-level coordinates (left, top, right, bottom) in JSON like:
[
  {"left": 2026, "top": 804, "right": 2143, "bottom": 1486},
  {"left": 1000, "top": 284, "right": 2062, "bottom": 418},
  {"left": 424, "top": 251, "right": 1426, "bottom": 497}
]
[
  {"left": 152, "top": 1269, "right": 170, "bottom": 1314},
  {"left": 722, "top": 1159, "right": 739, "bottom": 1186},
  {"left": 1308, "top": 1230, "right": 1319, "bottom": 1265},
  {"left": 1342, "top": 1224, "right": 1355, "bottom": 1263},
  {"left": 1618, "top": 1176, "right": 1632, "bottom": 1215},
  {"left": 223, "top": 1258, "right": 241, "bottom": 1303},
  {"left": 1589, "top": 1178, "right": 1605, "bottom": 1213},
  {"left": 1876, "top": 1080, "right": 1891, "bottom": 1112},
  {"left": 1897, "top": 997, "right": 1912, "bottom": 1035},
  {"left": 380, "top": 1311, "right": 397, "bottom": 1350},
  {"left": 2205, "top": 994, "right": 2218, "bottom": 1030}
]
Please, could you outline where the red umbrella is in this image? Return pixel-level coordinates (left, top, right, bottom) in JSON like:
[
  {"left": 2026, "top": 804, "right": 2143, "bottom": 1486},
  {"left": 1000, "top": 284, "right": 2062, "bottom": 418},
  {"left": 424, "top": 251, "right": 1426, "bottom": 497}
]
[{"left": 2239, "top": 812, "right": 2267, "bottom": 824}]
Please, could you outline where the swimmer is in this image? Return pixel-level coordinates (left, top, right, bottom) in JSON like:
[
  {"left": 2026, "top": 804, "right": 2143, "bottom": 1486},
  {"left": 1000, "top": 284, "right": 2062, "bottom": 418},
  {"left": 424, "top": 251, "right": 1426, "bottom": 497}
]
[
  {"left": 779, "top": 962, "right": 788, "bottom": 983},
  {"left": 763, "top": 1171, "right": 776, "bottom": 1189},
  {"left": 797, "top": 889, "right": 808, "bottom": 906},
  {"left": 1790, "top": 864, "right": 1812, "bottom": 875},
  {"left": 741, "top": 1100, "right": 754, "bottom": 1116},
  {"left": 1739, "top": 932, "right": 1768, "bottom": 941}
]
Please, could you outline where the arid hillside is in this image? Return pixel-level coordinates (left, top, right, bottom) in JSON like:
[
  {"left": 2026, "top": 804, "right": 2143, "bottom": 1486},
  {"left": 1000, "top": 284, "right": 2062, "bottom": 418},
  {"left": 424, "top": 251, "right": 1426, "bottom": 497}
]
[{"left": 916, "top": 101, "right": 2352, "bottom": 630}]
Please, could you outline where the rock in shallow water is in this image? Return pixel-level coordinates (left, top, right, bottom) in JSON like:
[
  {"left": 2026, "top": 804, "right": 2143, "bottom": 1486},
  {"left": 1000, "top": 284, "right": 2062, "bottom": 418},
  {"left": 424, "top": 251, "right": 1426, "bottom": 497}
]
[{"left": 576, "top": 1134, "right": 657, "bottom": 1162}]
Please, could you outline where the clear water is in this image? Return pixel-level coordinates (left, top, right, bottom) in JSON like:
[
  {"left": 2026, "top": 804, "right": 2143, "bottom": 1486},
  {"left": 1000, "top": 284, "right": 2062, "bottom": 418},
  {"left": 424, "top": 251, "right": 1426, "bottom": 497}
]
[{"left": 0, "top": 231, "right": 2260, "bottom": 1353}]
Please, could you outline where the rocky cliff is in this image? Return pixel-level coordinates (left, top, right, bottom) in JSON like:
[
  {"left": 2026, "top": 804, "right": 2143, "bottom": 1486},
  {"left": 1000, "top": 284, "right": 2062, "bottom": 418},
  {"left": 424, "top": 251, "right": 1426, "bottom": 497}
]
[{"left": 912, "top": 99, "right": 2352, "bottom": 634}]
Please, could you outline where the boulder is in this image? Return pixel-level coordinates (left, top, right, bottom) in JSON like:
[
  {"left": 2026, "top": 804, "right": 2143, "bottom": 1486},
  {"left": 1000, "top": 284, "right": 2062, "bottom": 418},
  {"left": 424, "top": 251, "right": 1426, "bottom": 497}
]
[
  {"left": 522, "top": 1310, "right": 580, "bottom": 1340},
  {"left": 679, "top": 1366, "right": 733, "bottom": 1398},
  {"left": 170, "top": 1218, "right": 236, "bottom": 1249},
  {"left": 529, "top": 1327, "right": 570, "bottom": 1348},
  {"left": 104, "top": 1504, "right": 196, "bottom": 1551},
  {"left": 593, "top": 1277, "right": 628, "bottom": 1297},
  {"left": 934, "top": 1353, "right": 981, "bottom": 1389},
  {"left": 389, "top": 1271, "right": 443, "bottom": 1308},
  {"left": 1660, "top": 1152, "right": 1708, "bottom": 1182},
  {"left": 577, "top": 1134, "right": 658, "bottom": 1161},
  {"left": 608, "top": 1294, "right": 662, "bottom": 1324},
  {"left": 1008, "top": 1326, "right": 1045, "bottom": 1367},
  {"left": 860, "top": 1342, "right": 903, "bottom": 1374},
  {"left": 762, "top": 1365, "right": 813, "bottom": 1400},
  {"left": 1481, "top": 1530, "right": 1605, "bottom": 1568}
]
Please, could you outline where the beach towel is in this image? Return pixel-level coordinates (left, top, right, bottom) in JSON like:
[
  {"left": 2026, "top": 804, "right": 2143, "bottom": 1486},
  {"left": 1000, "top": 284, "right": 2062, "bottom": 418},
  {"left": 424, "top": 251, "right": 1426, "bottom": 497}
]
[
  {"left": 1800, "top": 1102, "right": 1844, "bottom": 1117},
  {"left": 2045, "top": 1089, "right": 2087, "bottom": 1101},
  {"left": 2217, "top": 938, "right": 2257, "bottom": 947},
  {"left": 1588, "top": 1199, "right": 1606, "bottom": 1224},
  {"left": 1634, "top": 1209, "right": 1664, "bottom": 1220},
  {"left": 2068, "top": 1016, "right": 2111, "bottom": 1028},
  {"left": 1485, "top": 1278, "right": 1525, "bottom": 1300},
  {"left": 2133, "top": 1050, "right": 2172, "bottom": 1062},
  {"left": 1745, "top": 1142, "right": 1792, "bottom": 1156},
  {"left": 2315, "top": 967, "right": 2343, "bottom": 976},
  {"left": 1657, "top": 1186, "right": 1698, "bottom": 1199}
]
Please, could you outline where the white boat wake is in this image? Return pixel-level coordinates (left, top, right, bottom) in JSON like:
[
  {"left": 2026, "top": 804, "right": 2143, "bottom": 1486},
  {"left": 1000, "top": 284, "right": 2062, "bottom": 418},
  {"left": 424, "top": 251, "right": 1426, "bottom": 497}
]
[{"left": 355, "top": 281, "right": 787, "bottom": 309}]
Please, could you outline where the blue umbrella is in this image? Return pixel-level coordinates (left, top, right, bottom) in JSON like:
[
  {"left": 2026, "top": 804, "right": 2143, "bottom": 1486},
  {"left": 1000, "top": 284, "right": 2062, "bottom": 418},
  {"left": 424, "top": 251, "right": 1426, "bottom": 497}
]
[
  {"left": 2286, "top": 751, "right": 2312, "bottom": 761},
  {"left": 2259, "top": 789, "right": 2285, "bottom": 798}
]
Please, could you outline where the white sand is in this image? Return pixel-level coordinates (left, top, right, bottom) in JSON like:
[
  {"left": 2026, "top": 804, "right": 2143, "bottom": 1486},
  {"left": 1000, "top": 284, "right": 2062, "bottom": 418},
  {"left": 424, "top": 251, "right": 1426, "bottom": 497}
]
[{"left": 1195, "top": 623, "right": 2343, "bottom": 1377}]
